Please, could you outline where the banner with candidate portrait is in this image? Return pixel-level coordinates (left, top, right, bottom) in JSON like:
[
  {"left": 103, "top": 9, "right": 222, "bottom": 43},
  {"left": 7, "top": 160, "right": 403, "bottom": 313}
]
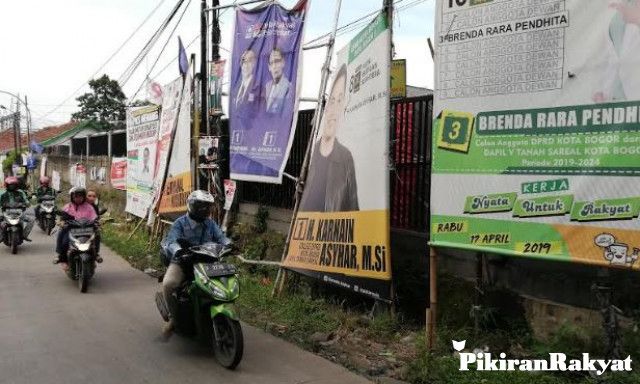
[
  {"left": 159, "top": 69, "right": 193, "bottom": 217},
  {"left": 431, "top": 0, "right": 640, "bottom": 269},
  {"left": 229, "top": 0, "right": 308, "bottom": 183},
  {"left": 125, "top": 105, "right": 160, "bottom": 218},
  {"left": 283, "top": 14, "right": 392, "bottom": 301},
  {"left": 110, "top": 157, "right": 127, "bottom": 190}
]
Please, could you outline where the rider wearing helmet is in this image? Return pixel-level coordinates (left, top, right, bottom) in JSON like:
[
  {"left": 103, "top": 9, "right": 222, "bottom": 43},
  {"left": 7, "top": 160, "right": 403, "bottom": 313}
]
[
  {"left": 34, "top": 176, "right": 56, "bottom": 220},
  {"left": 53, "top": 187, "right": 99, "bottom": 265},
  {"left": 160, "top": 190, "right": 231, "bottom": 339},
  {"left": 0, "top": 176, "right": 33, "bottom": 241}
]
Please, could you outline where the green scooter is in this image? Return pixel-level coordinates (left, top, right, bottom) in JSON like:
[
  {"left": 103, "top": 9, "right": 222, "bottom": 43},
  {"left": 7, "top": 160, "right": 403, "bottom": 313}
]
[{"left": 156, "top": 242, "right": 243, "bottom": 369}]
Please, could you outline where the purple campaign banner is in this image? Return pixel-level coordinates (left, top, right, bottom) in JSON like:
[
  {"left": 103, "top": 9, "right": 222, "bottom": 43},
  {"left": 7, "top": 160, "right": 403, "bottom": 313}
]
[{"left": 229, "top": 0, "right": 308, "bottom": 183}]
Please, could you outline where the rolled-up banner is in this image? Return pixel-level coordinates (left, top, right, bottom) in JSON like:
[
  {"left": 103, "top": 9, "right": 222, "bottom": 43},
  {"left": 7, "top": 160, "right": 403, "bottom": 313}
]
[
  {"left": 283, "top": 13, "right": 393, "bottom": 302},
  {"left": 229, "top": 0, "right": 308, "bottom": 183}
]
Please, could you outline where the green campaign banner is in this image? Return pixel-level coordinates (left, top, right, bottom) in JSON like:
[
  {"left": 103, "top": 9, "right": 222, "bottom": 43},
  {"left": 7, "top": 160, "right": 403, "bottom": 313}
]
[{"left": 431, "top": 0, "right": 640, "bottom": 269}]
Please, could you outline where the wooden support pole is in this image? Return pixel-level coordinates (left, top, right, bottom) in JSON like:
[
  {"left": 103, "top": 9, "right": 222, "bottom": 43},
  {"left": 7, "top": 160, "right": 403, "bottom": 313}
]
[
  {"left": 127, "top": 218, "right": 145, "bottom": 241},
  {"left": 426, "top": 246, "right": 438, "bottom": 350}
]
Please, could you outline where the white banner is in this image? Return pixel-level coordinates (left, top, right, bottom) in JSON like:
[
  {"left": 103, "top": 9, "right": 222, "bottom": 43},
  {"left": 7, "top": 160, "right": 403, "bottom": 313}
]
[
  {"left": 125, "top": 105, "right": 161, "bottom": 218},
  {"left": 51, "top": 170, "right": 60, "bottom": 191}
]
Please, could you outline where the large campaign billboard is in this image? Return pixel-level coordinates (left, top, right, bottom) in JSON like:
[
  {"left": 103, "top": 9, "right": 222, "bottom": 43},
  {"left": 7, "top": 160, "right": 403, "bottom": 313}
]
[
  {"left": 283, "top": 14, "right": 393, "bottom": 301},
  {"left": 431, "top": 0, "right": 640, "bottom": 269},
  {"left": 229, "top": 0, "right": 308, "bottom": 183}
]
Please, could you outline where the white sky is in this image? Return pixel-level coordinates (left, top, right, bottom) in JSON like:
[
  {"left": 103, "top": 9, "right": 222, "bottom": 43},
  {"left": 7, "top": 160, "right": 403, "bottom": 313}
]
[{"left": 0, "top": 0, "right": 435, "bottom": 130}]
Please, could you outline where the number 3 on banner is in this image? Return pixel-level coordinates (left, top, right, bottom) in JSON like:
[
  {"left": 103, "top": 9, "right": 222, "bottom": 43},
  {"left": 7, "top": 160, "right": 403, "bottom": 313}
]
[{"left": 436, "top": 110, "right": 474, "bottom": 153}]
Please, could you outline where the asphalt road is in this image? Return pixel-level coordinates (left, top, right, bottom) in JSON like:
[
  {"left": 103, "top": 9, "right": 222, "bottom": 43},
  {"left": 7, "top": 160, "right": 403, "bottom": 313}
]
[{"left": 0, "top": 227, "right": 372, "bottom": 384}]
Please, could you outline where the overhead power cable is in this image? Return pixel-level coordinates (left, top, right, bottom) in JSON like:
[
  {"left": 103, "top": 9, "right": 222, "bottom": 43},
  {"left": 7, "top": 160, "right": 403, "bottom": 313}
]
[
  {"left": 118, "top": 0, "right": 187, "bottom": 87},
  {"left": 129, "top": 0, "right": 193, "bottom": 101},
  {"left": 37, "top": 0, "right": 168, "bottom": 122}
]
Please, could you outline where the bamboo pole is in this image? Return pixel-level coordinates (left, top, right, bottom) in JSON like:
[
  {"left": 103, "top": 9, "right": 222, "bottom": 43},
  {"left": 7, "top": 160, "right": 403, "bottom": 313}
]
[
  {"left": 127, "top": 218, "right": 145, "bottom": 241},
  {"left": 426, "top": 247, "right": 438, "bottom": 350}
]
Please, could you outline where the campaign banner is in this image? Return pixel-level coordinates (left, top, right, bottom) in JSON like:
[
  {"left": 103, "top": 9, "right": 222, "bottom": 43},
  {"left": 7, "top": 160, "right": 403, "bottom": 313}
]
[
  {"left": 229, "top": 0, "right": 308, "bottom": 183},
  {"left": 159, "top": 69, "right": 193, "bottom": 216},
  {"left": 391, "top": 59, "right": 406, "bottom": 99},
  {"left": 125, "top": 105, "right": 160, "bottom": 218},
  {"left": 51, "top": 170, "right": 60, "bottom": 192},
  {"left": 224, "top": 179, "right": 237, "bottom": 210},
  {"left": 75, "top": 164, "right": 86, "bottom": 188},
  {"left": 40, "top": 155, "right": 47, "bottom": 178},
  {"left": 431, "top": 0, "right": 640, "bottom": 269},
  {"left": 198, "top": 136, "right": 220, "bottom": 168},
  {"left": 110, "top": 157, "right": 127, "bottom": 190},
  {"left": 209, "top": 60, "right": 226, "bottom": 116},
  {"left": 149, "top": 77, "right": 183, "bottom": 219},
  {"left": 283, "top": 14, "right": 392, "bottom": 301}
]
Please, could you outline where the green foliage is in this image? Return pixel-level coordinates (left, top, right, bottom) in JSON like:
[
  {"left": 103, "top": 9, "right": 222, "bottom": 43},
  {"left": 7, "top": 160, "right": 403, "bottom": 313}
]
[
  {"left": 102, "top": 221, "right": 164, "bottom": 272},
  {"left": 2, "top": 150, "right": 22, "bottom": 175},
  {"left": 72, "top": 74, "right": 126, "bottom": 131}
]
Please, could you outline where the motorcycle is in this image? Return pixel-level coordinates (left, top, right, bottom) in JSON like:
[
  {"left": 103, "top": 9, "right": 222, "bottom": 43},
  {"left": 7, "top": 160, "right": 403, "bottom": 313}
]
[
  {"left": 58, "top": 209, "right": 105, "bottom": 293},
  {"left": 36, "top": 195, "right": 57, "bottom": 235},
  {"left": 155, "top": 241, "right": 243, "bottom": 369},
  {"left": 2, "top": 202, "right": 28, "bottom": 254}
]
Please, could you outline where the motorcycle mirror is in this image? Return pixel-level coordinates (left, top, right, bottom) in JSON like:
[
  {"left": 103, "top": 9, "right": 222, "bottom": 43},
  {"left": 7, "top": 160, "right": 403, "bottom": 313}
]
[{"left": 99, "top": 208, "right": 108, "bottom": 215}]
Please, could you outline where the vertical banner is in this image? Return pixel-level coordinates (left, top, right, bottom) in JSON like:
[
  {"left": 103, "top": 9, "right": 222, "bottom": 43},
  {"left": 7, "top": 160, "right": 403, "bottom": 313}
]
[
  {"left": 283, "top": 14, "right": 392, "bottom": 301},
  {"left": 125, "top": 105, "right": 160, "bottom": 218},
  {"left": 224, "top": 179, "right": 237, "bottom": 210},
  {"left": 110, "top": 157, "right": 127, "bottom": 190},
  {"left": 198, "top": 136, "right": 220, "bottom": 167},
  {"left": 390, "top": 59, "right": 406, "bottom": 99},
  {"left": 431, "top": 1, "right": 640, "bottom": 269},
  {"left": 51, "top": 170, "right": 61, "bottom": 192},
  {"left": 159, "top": 69, "right": 193, "bottom": 216},
  {"left": 209, "top": 60, "right": 226, "bottom": 116},
  {"left": 40, "top": 155, "right": 47, "bottom": 179},
  {"left": 75, "top": 164, "right": 86, "bottom": 188},
  {"left": 149, "top": 77, "right": 184, "bottom": 218},
  {"left": 229, "top": 0, "right": 308, "bottom": 183}
]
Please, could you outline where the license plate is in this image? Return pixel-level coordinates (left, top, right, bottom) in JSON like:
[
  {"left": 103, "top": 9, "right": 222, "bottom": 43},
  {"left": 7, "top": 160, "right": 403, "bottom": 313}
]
[
  {"left": 70, "top": 228, "right": 94, "bottom": 236},
  {"left": 201, "top": 263, "right": 237, "bottom": 278}
]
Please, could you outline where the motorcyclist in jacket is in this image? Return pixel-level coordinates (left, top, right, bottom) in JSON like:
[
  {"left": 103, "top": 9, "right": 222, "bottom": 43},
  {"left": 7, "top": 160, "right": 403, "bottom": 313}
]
[
  {"left": 53, "top": 187, "right": 98, "bottom": 265},
  {"left": 160, "top": 190, "right": 232, "bottom": 339},
  {"left": 34, "top": 176, "right": 56, "bottom": 220},
  {"left": 0, "top": 176, "right": 33, "bottom": 241}
]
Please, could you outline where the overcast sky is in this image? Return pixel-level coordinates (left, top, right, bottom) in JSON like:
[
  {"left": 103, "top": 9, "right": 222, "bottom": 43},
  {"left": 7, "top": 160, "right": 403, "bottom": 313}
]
[{"left": 0, "top": 0, "right": 434, "bottom": 130}]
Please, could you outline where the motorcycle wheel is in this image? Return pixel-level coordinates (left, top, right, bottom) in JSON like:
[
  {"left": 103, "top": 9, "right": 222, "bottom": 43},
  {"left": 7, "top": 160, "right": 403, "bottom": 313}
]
[
  {"left": 212, "top": 316, "right": 243, "bottom": 370},
  {"left": 11, "top": 231, "right": 19, "bottom": 254},
  {"left": 79, "top": 260, "right": 90, "bottom": 293},
  {"left": 46, "top": 220, "right": 54, "bottom": 236}
]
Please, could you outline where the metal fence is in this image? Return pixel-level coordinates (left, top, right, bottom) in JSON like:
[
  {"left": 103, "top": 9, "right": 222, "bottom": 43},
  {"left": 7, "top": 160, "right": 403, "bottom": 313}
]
[{"left": 238, "top": 95, "right": 433, "bottom": 233}]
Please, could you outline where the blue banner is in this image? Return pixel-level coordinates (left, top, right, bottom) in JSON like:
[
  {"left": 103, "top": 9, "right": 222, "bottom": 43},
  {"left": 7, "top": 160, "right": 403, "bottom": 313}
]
[{"left": 229, "top": 0, "right": 308, "bottom": 183}]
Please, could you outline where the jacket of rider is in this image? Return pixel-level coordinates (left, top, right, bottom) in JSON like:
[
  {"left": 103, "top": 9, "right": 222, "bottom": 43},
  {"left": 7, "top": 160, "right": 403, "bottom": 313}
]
[
  {"left": 62, "top": 202, "right": 97, "bottom": 221},
  {"left": 162, "top": 214, "right": 231, "bottom": 264}
]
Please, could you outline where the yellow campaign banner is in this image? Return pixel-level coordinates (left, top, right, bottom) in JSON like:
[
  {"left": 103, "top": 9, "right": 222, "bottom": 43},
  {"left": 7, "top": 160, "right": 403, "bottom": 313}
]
[
  {"left": 158, "top": 172, "right": 191, "bottom": 214},
  {"left": 391, "top": 59, "right": 406, "bottom": 99},
  {"left": 284, "top": 210, "right": 392, "bottom": 280}
]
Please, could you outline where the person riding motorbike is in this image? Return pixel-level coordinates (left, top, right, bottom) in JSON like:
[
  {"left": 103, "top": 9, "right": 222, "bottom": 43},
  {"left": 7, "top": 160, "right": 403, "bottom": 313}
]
[
  {"left": 160, "top": 190, "right": 232, "bottom": 339},
  {"left": 0, "top": 176, "right": 33, "bottom": 242},
  {"left": 34, "top": 176, "right": 56, "bottom": 220},
  {"left": 85, "top": 189, "right": 102, "bottom": 260},
  {"left": 53, "top": 187, "right": 102, "bottom": 265}
]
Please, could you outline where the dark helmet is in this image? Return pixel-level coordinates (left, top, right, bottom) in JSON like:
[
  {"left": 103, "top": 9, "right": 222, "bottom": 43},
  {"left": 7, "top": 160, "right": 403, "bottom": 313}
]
[
  {"left": 187, "top": 190, "right": 215, "bottom": 222},
  {"left": 69, "top": 186, "right": 87, "bottom": 203},
  {"left": 4, "top": 176, "right": 18, "bottom": 192},
  {"left": 40, "top": 176, "right": 51, "bottom": 187}
]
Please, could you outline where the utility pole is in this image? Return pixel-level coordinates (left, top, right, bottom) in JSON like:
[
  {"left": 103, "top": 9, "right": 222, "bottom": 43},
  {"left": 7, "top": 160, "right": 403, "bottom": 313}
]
[
  {"left": 210, "top": 0, "right": 221, "bottom": 137},
  {"left": 200, "top": 0, "right": 208, "bottom": 137},
  {"left": 24, "top": 96, "right": 30, "bottom": 146},
  {"left": 12, "top": 99, "right": 20, "bottom": 154}
]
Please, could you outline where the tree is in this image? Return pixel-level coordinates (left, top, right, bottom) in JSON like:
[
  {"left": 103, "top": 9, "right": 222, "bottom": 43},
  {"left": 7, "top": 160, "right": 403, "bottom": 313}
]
[{"left": 72, "top": 74, "right": 126, "bottom": 131}]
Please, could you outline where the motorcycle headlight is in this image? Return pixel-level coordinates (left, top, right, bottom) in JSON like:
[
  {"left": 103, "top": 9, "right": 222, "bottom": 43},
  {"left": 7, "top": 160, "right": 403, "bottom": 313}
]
[
  {"left": 7, "top": 219, "right": 19, "bottom": 226},
  {"left": 211, "top": 284, "right": 228, "bottom": 300},
  {"left": 76, "top": 243, "right": 91, "bottom": 252}
]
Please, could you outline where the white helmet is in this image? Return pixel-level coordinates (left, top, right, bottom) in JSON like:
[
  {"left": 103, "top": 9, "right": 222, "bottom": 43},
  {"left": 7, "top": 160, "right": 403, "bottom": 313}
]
[{"left": 187, "top": 190, "right": 215, "bottom": 222}]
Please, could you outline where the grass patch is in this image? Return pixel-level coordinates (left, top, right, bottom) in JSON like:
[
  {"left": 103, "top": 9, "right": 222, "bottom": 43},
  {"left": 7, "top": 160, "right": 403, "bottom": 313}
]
[{"left": 102, "top": 220, "right": 164, "bottom": 272}]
